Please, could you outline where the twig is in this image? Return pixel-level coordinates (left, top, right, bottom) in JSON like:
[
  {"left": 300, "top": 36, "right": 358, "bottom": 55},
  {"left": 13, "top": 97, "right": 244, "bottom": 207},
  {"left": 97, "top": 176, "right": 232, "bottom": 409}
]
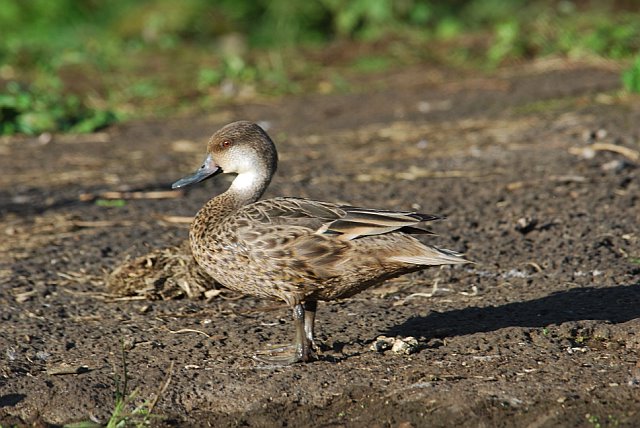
[
  {"left": 524, "top": 262, "right": 543, "bottom": 272},
  {"left": 72, "top": 220, "right": 134, "bottom": 228},
  {"left": 166, "top": 328, "right": 211, "bottom": 338},
  {"left": 550, "top": 175, "right": 588, "bottom": 183},
  {"left": 60, "top": 288, "right": 112, "bottom": 299},
  {"left": 459, "top": 285, "right": 478, "bottom": 296},
  {"left": 590, "top": 143, "right": 639, "bottom": 162},
  {"left": 397, "top": 279, "right": 451, "bottom": 305},
  {"left": 159, "top": 215, "right": 194, "bottom": 224},
  {"left": 79, "top": 190, "right": 184, "bottom": 202},
  {"left": 148, "top": 361, "right": 174, "bottom": 415},
  {"left": 569, "top": 143, "right": 640, "bottom": 162},
  {"left": 356, "top": 169, "right": 499, "bottom": 183},
  {"left": 106, "top": 296, "right": 149, "bottom": 302}
]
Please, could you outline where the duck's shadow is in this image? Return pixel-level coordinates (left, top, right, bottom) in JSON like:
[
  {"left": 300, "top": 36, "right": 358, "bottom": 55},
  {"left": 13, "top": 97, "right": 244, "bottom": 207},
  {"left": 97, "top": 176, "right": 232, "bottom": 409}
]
[
  {"left": 386, "top": 283, "right": 640, "bottom": 340},
  {"left": 246, "top": 284, "right": 640, "bottom": 366}
]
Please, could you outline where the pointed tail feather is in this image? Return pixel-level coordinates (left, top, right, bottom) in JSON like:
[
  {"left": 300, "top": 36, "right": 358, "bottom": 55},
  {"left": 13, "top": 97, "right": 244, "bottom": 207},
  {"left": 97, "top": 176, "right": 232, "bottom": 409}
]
[
  {"left": 388, "top": 246, "right": 470, "bottom": 266},
  {"left": 319, "top": 207, "right": 444, "bottom": 240}
]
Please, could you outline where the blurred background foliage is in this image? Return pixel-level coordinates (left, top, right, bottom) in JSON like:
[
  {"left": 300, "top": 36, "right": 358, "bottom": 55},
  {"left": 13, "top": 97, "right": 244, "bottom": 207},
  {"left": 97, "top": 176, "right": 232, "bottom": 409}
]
[{"left": 1, "top": 0, "right": 639, "bottom": 135}]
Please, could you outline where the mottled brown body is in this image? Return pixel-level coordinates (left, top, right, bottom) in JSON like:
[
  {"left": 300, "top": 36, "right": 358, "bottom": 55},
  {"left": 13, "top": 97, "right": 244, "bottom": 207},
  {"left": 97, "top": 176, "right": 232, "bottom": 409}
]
[
  {"left": 190, "top": 196, "right": 451, "bottom": 306},
  {"left": 173, "top": 121, "right": 469, "bottom": 363}
]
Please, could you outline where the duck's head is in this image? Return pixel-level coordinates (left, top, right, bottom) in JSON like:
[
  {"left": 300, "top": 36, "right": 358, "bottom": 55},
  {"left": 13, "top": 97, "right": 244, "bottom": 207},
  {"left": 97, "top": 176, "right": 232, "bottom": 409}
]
[{"left": 172, "top": 121, "right": 278, "bottom": 190}]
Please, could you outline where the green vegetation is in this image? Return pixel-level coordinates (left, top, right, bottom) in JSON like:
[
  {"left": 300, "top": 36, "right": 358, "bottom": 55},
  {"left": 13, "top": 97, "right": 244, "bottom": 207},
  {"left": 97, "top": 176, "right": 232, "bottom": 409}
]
[
  {"left": 0, "top": 80, "right": 117, "bottom": 135},
  {"left": 2, "top": 0, "right": 640, "bottom": 135},
  {"left": 586, "top": 414, "right": 602, "bottom": 428},
  {"left": 586, "top": 413, "right": 621, "bottom": 427},
  {"left": 64, "top": 341, "right": 168, "bottom": 428},
  {"left": 95, "top": 199, "right": 127, "bottom": 208},
  {"left": 622, "top": 56, "right": 640, "bottom": 93}
]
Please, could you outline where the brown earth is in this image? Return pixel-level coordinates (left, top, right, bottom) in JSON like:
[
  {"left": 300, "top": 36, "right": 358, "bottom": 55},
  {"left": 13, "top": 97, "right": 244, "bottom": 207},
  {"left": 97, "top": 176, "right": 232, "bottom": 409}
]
[{"left": 1, "top": 58, "right": 640, "bottom": 427}]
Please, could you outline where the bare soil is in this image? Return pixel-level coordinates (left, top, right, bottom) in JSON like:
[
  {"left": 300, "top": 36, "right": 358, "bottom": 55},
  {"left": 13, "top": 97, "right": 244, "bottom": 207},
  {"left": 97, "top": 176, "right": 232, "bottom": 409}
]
[{"left": 1, "top": 59, "right": 640, "bottom": 427}]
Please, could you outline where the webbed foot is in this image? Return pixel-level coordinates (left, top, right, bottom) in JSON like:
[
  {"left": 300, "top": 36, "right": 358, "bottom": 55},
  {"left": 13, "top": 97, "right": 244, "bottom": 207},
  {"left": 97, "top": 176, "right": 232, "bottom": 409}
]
[
  {"left": 252, "top": 303, "right": 316, "bottom": 365},
  {"left": 253, "top": 342, "right": 315, "bottom": 365}
]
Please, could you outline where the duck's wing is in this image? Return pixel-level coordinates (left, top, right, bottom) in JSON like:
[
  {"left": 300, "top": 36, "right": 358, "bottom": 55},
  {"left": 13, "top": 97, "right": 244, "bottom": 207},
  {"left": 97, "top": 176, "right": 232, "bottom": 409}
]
[
  {"left": 241, "top": 197, "right": 443, "bottom": 241},
  {"left": 242, "top": 198, "right": 341, "bottom": 229},
  {"left": 318, "top": 205, "right": 442, "bottom": 240},
  {"left": 237, "top": 223, "right": 350, "bottom": 280}
]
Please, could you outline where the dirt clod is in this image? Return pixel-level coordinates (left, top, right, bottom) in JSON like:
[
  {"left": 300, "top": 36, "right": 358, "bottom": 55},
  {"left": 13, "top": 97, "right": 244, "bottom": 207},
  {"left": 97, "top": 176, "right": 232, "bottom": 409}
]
[{"left": 106, "top": 241, "right": 217, "bottom": 299}]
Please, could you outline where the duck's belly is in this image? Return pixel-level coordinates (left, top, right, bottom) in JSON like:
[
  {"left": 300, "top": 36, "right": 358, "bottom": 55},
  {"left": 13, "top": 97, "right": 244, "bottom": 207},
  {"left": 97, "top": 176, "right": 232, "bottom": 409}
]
[
  {"left": 191, "top": 239, "right": 310, "bottom": 303},
  {"left": 191, "top": 234, "right": 424, "bottom": 304},
  {"left": 215, "top": 264, "right": 309, "bottom": 302},
  {"left": 310, "top": 265, "right": 423, "bottom": 301}
]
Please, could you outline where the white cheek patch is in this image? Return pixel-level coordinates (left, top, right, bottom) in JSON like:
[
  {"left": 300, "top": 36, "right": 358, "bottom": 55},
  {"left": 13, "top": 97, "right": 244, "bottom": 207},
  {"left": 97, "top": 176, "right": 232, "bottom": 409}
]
[
  {"left": 236, "top": 156, "right": 256, "bottom": 174},
  {"left": 231, "top": 171, "right": 259, "bottom": 190},
  {"left": 226, "top": 148, "right": 256, "bottom": 173},
  {"left": 225, "top": 148, "right": 264, "bottom": 193}
]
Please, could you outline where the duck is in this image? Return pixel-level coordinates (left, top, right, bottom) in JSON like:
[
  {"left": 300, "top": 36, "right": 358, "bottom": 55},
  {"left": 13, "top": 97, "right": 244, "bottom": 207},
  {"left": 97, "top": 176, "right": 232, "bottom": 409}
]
[{"left": 172, "top": 121, "right": 469, "bottom": 364}]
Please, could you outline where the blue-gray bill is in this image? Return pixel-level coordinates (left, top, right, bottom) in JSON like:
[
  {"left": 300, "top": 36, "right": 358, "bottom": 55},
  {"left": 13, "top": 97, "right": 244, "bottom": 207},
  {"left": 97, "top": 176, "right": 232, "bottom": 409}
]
[{"left": 172, "top": 154, "right": 220, "bottom": 189}]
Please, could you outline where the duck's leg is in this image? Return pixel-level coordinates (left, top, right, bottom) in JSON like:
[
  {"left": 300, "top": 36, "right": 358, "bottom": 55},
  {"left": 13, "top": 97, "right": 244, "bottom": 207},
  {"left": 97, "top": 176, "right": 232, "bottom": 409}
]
[
  {"left": 254, "top": 303, "right": 312, "bottom": 364},
  {"left": 293, "top": 303, "right": 312, "bottom": 362},
  {"left": 303, "top": 300, "right": 318, "bottom": 349}
]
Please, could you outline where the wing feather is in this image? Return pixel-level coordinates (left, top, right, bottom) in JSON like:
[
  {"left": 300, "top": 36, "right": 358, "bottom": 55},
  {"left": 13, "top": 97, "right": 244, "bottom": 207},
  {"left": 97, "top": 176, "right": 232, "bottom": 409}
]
[
  {"left": 238, "top": 197, "right": 443, "bottom": 242},
  {"left": 237, "top": 223, "right": 349, "bottom": 279}
]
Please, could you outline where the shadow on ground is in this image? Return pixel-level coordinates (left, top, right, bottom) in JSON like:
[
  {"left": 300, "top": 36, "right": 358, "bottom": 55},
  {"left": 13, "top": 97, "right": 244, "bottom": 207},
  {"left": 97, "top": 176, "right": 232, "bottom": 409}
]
[{"left": 389, "top": 283, "right": 640, "bottom": 339}]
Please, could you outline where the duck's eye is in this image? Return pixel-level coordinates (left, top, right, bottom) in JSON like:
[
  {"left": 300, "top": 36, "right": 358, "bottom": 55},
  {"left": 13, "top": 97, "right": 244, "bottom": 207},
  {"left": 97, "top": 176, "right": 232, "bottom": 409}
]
[{"left": 221, "top": 140, "right": 232, "bottom": 148}]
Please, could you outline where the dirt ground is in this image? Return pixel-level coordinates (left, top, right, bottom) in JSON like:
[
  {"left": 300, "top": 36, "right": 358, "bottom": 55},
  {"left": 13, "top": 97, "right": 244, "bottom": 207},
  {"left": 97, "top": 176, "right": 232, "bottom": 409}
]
[{"left": 1, "top": 59, "right": 640, "bottom": 427}]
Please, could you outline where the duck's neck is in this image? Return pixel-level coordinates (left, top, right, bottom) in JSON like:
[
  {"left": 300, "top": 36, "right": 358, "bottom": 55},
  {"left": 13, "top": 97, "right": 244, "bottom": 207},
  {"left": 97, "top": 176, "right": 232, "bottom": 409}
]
[
  {"left": 227, "top": 170, "right": 270, "bottom": 207},
  {"left": 192, "top": 170, "right": 272, "bottom": 237}
]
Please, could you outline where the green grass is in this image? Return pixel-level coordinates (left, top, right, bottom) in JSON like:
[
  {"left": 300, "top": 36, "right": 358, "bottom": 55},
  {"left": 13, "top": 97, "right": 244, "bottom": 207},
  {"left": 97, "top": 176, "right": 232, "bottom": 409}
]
[
  {"left": 63, "top": 341, "right": 171, "bottom": 428},
  {"left": 0, "top": 80, "right": 118, "bottom": 135},
  {"left": 586, "top": 414, "right": 602, "bottom": 428},
  {"left": 95, "top": 199, "right": 127, "bottom": 208},
  {"left": 350, "top": 55, "right": 394, "bottom": 73},
  {"left": 622, "top": 56, "right": 640, "bottom": 93},
  {"left": 2, "top": 0, "right": 640, "bottom": 135}
]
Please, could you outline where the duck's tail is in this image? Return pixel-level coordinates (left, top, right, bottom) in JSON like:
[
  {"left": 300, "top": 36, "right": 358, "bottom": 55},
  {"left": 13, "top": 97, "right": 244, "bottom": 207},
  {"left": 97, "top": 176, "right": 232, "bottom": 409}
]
[{"left": 388, "top": 245, "right": 470, "bottom": 266}]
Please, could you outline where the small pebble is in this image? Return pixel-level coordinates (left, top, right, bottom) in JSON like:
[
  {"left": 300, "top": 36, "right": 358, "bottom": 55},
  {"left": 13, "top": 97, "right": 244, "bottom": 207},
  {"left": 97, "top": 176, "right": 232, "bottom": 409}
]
[
  {"left": 600, "top": 159, "right": 627, "bottom": 173},
  {"left": 391, "top": 337, "right": 419, "bottom": 354},
  {"left": 595, "top": 128, "right": 608, "bottom": 140},
  {"left": 370, "top": 335, "right": 394, "bottom": 352},
  {"left": 369, "top": 336, "right": 419, "bottom": 354},
  {"left": 38, "top": 132, "right": 53, "bottom": 145},
  {"left": 515, "top": 217, "right": 537, "bottom": 234}
]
